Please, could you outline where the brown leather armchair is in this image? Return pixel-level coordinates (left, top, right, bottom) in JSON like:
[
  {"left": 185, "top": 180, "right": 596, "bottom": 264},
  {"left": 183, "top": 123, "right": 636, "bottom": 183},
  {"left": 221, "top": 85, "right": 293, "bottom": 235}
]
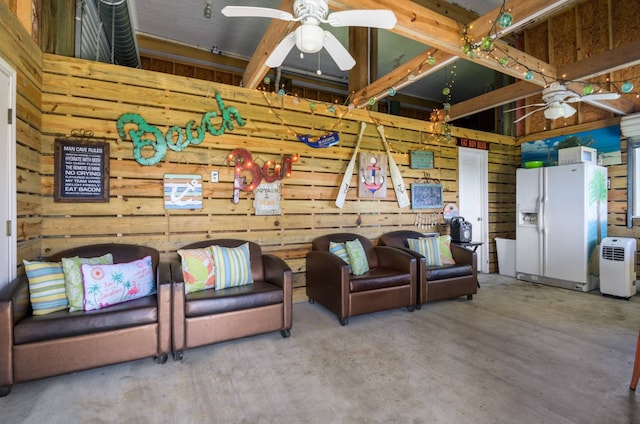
[
  {"left": 170, "top": 239, "right": 292, "bottom": 360},
  {"left": 378, "top": 230, "right": 477, "bottom": 307},
  {"left": 0, "top": 244, "right": 171, "bottom": 397},
  {"left": 306, "top": 233, "right": 416, "bottom": 326}
]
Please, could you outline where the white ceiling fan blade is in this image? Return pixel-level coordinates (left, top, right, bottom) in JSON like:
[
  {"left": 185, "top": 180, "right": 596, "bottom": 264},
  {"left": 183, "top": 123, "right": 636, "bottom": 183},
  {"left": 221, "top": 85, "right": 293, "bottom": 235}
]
[
  {"left": 583, "top": 92, "right": 621, "bottom": 101},
  {"left": 323, "top": 31, "right": 356, "bottom": 70},
  {"left": 513, "top": 106, "right": 547, "bottom": 124},
  {"left": 221, "top": 6, "right": 293, "bottom": 21},
  {"left": 562, "top": 102, "right": 577, "bottom": 117},
  {"left": 326, "top": 10, "right": 397, "bottom": 29},
  {"left": 265, "top": 32, "right": 296, "bottom": 68},
  {"left": 503, "top": 103, "right": 546, "bottom": 113}
]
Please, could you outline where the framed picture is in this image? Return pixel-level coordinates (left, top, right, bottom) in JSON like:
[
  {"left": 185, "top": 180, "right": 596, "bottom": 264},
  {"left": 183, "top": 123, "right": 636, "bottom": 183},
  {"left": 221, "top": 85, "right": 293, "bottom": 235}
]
[
  {"left": 54, "top": 138, "right": 110, "bottom": 203},
  {"left": 410, "top": 150, "right": 434, "bottom": 169},
  {"left": 411, "top": 183, "right": 443, "bottom": 209}
]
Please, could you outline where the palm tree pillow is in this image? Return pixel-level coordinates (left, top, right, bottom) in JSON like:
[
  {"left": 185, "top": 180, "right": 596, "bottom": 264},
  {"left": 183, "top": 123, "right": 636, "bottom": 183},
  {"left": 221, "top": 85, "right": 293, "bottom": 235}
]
[{"left": 80, "top": 256, "right": 156, "bottom": 311}]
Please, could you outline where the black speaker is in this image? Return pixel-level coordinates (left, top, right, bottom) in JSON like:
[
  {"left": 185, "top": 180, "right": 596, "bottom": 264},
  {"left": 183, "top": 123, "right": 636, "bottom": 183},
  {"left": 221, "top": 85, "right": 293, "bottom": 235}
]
[{"left": 451, "top": 217, "right": 472, "bottom": 243}]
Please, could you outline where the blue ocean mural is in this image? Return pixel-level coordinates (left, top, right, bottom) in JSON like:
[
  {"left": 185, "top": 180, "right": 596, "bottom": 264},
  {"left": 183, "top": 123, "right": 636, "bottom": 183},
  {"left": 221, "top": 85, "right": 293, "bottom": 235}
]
[{"left": 521, "top": 125, "right": 621, "bottom": 167}]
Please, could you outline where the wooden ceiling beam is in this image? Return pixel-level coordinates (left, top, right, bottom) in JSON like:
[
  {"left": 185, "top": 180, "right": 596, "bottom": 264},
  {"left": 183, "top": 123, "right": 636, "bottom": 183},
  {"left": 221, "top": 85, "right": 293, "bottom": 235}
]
[
  {"left": 330, "top": 0, "right": 569, "bottom": 91},
  {"left": 242, "top": 0, "right": 297, "bottom": 89},
  {"left": 450, "top": 39, "right": 640, "bottom": 120},
  {"left": 340, "top": 0, "right": 572, "bottom": 108}
]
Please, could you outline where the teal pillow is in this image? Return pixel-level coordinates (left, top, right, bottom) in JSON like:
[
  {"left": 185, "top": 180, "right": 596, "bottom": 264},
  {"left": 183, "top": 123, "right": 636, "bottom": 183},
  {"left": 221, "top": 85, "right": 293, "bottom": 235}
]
[
  {"left": 329, "top": 241, "right": 351, "bottom": 270},
  {"left": 345, "top": 239, "right": 369, "bottom": 276},
  {"left": 408, "top": 237, "right": 441, "bottom": 266},
  {"left": 208, "top": 243, "right": 253, "bottom": 290},
  {"left": 23, "top": 260, "right": 68, "bottom": 315}
]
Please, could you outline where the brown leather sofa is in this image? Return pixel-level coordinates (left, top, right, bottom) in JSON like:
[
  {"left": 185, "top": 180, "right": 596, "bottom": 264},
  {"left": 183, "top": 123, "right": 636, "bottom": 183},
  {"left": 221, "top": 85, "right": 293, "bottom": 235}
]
[
  {"left": 306, "top": 233, "right": 416, "bottom": 325},
  {"left": 378, "top": 230, "right": 477, "bottom": 307},
  {"left": 0, "top": 244, "right": 171, "bottom": 397},
  {"left": 170, "top": 239, "right": 292, "bottom": 360}
]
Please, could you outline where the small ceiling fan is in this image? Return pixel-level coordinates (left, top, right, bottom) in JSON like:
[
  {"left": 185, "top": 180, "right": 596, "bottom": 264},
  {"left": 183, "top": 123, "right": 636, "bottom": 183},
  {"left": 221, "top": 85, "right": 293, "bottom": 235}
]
[
  {"left": 221, "top": 0, "right": 397, "bottom": 71},
  {"left": 507, "top": 82, "right": 621, "bottom": 123}
]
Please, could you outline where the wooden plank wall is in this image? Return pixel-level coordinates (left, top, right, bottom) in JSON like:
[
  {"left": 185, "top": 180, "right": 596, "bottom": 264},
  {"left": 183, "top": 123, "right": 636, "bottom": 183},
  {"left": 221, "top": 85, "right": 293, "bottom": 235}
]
[
  {"left": 0, "top": 0, "right": 43, "bottom": 275},
  {"left": 39, "top": 54, "right": 514, "bottom": 301}
]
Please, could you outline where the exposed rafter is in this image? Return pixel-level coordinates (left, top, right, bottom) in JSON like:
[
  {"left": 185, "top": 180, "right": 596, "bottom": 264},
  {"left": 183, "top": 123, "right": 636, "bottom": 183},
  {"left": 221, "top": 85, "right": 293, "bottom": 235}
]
[
  {"left": 238, "top": 0, "right": 636, "bottom": 120},
  {"left": 242, "top": 0, "right": 297, "bottom": 89},
  {"left": 449, "top": 39, "right": 640, "bottom": 121},
  {"left": 342, "top": 0, "right": 576, "bottom": 108}
]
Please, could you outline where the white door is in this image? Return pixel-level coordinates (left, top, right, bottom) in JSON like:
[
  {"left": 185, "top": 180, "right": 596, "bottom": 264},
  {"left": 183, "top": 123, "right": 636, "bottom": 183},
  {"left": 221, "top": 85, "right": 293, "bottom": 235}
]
[
  {"left": 544, "top": 164, "right": 587, "bottom": 283},
  {"left": 458, "top": 147, "right": 489, "bottom": 273},
  {"left": 0, "top": 57, "right": 17, "bottom": 288},
  {"left": 515, "top": 168, "right": 544, "bottom": 276}
]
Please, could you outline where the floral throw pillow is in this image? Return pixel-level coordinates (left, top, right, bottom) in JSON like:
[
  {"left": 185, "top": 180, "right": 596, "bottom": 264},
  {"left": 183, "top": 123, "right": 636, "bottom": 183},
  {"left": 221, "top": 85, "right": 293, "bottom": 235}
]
[
  {"left": 62, "top": 253, "right": 114, "bottom": 311},
  {"left": 345, "top": 239, "right": 369, "bottom": 276},
  {"left": 81, "top": 256, "right": 156, "bottom": 311},
  {"left": 178, "top": 248, "right": 216, "bottom": 293}
]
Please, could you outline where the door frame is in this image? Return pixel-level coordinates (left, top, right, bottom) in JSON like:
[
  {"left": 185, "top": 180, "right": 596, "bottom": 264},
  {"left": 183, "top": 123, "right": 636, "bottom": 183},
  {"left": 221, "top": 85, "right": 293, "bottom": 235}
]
[
  {"left": 0, "top": 56, "right": 17, "bottom": 287},
  {"left": 458, "top": 147, "right": 489, "bottom": 273}
]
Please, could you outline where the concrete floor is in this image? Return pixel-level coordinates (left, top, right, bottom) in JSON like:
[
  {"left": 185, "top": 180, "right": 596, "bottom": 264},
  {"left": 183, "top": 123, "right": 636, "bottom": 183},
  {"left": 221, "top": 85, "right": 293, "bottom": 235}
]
[{"left": 1, "top": 274, "right": 639, "bottom": 423}]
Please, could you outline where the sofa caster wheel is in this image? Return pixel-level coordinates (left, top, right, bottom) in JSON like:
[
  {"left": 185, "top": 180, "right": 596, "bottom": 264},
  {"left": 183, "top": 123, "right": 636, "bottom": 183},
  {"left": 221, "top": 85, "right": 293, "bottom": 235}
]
[
  {"left": 407, "top": 306, "right": 415, "bottom": 312},
  {"left": 416, "top": 303, "right": 422, "bottom": 310},
  {"left": 467, "top": 294, "right": 473, "bottom": 300},
  {"left": 339, "top": 318, "right": 348, "bottom": 326},
  {"left": 308, "top": 298, "right": 315, "bottom": 304},
  {"left": 0, "top": 385, "right": 11, "bottom": 397},
  {"left": 155, "top": 353, "right": 168, "bottom": 364},
  {"left": 281, "top": 329, "right": 291, "bottom": 338},
  {"left": 173, "top": 351, "right": 183, "bottom": 361}
]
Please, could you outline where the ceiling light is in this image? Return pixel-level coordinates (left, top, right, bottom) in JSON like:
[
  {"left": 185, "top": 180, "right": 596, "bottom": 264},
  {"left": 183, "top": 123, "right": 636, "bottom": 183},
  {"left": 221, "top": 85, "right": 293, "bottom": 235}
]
[
  {"left": 204, "top": 1, "right": 212, "bottom": 19},
  {"left": 295, "top": 25, "right": 324, "bottom": 53},
  {"left": 544, "top": 103, "right": 566, "bottom": 120}
]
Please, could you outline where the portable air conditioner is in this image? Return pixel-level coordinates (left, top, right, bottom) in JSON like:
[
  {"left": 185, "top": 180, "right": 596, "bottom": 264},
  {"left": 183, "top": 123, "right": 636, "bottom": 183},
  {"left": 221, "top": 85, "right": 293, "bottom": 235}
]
[{"left": 599, "top": 237, "right": 637, "bottom": 298}]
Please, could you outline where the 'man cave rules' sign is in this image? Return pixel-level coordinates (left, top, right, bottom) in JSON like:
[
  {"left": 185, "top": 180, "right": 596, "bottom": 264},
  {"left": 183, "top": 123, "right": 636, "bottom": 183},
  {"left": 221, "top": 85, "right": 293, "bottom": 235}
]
[{"left": 54, "top": 139, "right": 110, "bottom": 202}]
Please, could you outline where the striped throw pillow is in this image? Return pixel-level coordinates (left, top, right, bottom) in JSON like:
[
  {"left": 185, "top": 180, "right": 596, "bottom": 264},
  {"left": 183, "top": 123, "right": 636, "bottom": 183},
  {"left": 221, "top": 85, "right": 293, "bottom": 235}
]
[
  {"left": 407, "top": 237, "right": 441, "bottom": 266},
  {"left": 329, "top": 241, "right": 351, "bottom": 270},
  {"left": 209, "top": 243, "right": 253, "bottom": 290},
  {"left": 23, "top": 260, "right": 68, "bottom": 315}
]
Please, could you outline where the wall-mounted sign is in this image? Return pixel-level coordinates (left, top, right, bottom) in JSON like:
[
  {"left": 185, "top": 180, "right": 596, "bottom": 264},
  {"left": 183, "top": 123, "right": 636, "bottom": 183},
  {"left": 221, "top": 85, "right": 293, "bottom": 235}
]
[
  {"left": 54, "top": 138, "right": 109, "bottom": 202},
  {"left": 117, "top": 93, "right": 246, "bottom": 166},
  {"left": 457, "top": 138, "right": 489, "bottom": 150},
  {"left": 358, "top": 152, "right": 387, "bottom": 198},
  {"left": 253, "top": 181, "right": 281, "bottom": 215},
  {"left": 410, "top": 150, "right": 434, "bottom": 169},
  {"left": 164, "top": 174, "right": 202, "bottom": 210},
  {"left": 411, "top": 183, "right": 444, "bottom": 210},
  {"left": 227, "top": 148, "right": 298, "bottom": 204}
]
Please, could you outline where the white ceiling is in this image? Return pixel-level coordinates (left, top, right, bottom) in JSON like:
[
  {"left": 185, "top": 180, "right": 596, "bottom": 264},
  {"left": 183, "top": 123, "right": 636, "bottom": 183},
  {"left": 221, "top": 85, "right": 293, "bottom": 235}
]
[{"left": 129, "top": 0, "right": 505, "bottom": 106}]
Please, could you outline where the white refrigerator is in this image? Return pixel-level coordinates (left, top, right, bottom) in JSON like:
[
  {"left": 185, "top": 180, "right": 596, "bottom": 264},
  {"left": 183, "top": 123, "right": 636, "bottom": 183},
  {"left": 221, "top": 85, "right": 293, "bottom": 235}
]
[{"left": 515, "top": 162, "right": 608, "bottom": 292}]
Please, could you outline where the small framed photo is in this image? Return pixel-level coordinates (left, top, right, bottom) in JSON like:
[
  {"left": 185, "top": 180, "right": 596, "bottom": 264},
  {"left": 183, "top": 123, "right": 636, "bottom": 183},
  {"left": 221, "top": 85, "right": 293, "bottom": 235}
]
[
  {"left": 410, "top": 150, "right": 434, "bottom": 169},
  {"left": 411, "top": 183, "right": 443, "bottom": 209}
]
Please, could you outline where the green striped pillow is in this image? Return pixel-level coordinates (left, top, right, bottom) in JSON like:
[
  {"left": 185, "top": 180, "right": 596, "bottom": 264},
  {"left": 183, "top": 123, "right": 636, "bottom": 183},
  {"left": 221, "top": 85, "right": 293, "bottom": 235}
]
[
  {"left": 329, "top": 241, "right": 351, "bottom": 270},
  {"left": 408, "top": 237, "right": 441, "bottom": 266},
  {"left": 23, "top": 260, "right": 68, "bottom": 315},
  {"left": 209, "top": 243, "right": 253, "bottom": 290}
]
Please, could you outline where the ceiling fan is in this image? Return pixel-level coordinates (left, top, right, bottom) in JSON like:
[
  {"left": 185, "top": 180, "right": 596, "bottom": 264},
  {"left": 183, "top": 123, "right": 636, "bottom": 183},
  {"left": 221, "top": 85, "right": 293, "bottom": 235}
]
[
  {"left": 221, "top": 0, "right": 397, "bottom": 71},
  {"left": 507, "top": 82, "right": 621, "bottom": 123}
]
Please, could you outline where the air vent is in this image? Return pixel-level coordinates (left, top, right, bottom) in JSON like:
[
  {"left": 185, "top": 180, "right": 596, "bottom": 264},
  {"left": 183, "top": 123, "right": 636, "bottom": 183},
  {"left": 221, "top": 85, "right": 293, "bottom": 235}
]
[{"left": 601, "top": 245, "right": 626, "bottom": 261}]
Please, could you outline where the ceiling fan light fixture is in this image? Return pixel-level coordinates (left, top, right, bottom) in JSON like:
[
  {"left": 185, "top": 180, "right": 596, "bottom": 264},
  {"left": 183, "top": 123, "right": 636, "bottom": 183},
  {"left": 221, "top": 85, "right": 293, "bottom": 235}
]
[
  {"left": 544, "top": 103, "right": 566, "bottom": 120},
  {"left": 295, "top": 24, "right": 324, "bottom": 53}
]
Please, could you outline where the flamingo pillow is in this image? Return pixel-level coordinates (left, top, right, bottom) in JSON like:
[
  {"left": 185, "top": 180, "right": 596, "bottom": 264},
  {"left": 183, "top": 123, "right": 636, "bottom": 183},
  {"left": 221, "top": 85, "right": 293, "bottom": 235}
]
[{"left": 80, "top": 256, "right": 156, "bottom": 311}]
